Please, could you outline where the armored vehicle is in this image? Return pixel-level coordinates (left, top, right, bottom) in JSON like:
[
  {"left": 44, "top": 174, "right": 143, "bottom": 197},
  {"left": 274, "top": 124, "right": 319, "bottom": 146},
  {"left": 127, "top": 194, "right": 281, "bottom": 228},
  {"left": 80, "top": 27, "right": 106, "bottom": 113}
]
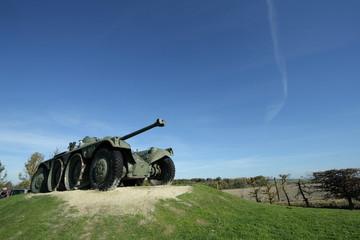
[{"left": 30, "top": 118, "right": 175, "bottom": 193}]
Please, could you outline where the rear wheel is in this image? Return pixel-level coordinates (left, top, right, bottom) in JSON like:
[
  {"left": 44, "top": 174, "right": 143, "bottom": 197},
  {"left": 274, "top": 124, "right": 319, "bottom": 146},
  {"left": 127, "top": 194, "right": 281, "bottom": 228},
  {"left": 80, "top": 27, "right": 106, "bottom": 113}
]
[
  {"left": 148, "top": 157, "right": 175, "bottom": 186},
  {"left": 47, "top": 159, "right": 64, "bottom": 192},
  {"left": 31, "top": 167, "right": 49, "bottom": 193},
  {"left": 64, "top": 153, "right": 86, "bottom": 190},
  {"left": 89, "top": 148, "right": 123, "bottom": 191}
]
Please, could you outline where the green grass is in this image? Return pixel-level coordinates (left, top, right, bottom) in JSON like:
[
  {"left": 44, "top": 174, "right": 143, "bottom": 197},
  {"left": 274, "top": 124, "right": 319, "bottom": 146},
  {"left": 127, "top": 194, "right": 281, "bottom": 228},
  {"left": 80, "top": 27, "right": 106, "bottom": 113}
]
[{"left": 1, "top": 185, "right": 359, "bottom": 240}]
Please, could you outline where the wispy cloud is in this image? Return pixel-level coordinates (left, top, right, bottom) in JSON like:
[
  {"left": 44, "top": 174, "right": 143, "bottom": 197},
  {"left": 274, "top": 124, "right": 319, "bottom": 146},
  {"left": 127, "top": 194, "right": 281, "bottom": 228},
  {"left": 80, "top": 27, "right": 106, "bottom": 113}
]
[
  {"left": 265, "top": 100, "right": 286, "bottom": 122},
  {"left": 47, "top": 110, "right": 117, "bottom": 134},
  {"left": 0, "top": 128, "right": 71, "bottom": 183},
  {"left": 0, "top": 129, "right": 67, "bottom": 149},
  {"left": 266, "top": 0, "right": 288, "bottom": 121}
]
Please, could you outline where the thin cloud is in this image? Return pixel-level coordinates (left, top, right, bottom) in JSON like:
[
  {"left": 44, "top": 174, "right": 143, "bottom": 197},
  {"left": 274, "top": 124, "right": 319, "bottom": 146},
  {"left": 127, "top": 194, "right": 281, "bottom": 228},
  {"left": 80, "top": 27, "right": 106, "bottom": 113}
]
[
  {"left": 266, "top": 0, "right": 288, "bottom": 121},
  {"left": 0, "top": 129, "right": 69, "bottom": 151},
  {"left": 265, "top": 100, "right": 286, "bottom": 122}
]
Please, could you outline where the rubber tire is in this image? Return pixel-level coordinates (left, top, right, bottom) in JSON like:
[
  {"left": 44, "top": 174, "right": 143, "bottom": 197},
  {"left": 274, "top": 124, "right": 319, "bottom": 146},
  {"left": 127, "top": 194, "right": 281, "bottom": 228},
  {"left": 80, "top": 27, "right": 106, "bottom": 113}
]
[
  {"left": 89, "top": 148, "right": 123, "bottom": 191},
  {"left": 47, "top": 159, "right": 64, "bottom": 192},
  {"left": 122, "top": 179, "right": 144, "bottom": 187},
  {"left": 64, "top": 153, "right": 85, "bottom": 190},
  {"left": 30, "top": 167, "right": 49, "bottom": 193},
  {"left": 149, "top": 157, "right": 175, "bottom": 186}
]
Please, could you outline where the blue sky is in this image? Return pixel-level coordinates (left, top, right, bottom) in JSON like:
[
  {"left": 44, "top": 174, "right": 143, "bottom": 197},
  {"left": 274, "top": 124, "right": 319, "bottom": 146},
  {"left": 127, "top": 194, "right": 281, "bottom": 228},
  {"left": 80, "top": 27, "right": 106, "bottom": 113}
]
[{"left": 1, "top": 0, "right": 359, "bottom": 184}]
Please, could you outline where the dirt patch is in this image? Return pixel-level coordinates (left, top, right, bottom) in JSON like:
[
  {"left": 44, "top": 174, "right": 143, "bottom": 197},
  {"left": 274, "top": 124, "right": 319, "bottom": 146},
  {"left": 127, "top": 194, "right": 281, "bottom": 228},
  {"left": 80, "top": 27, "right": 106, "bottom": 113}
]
[
  {"left": 168, "top": 206, "right": 187, "bottom": 216},
  {"left": 28, "top": 185, "right": 192, "bottom": 216},
  {"left": 163, "top": 225, "right": 176, "bottom": 235},
  {"left": 79, "top": 232, "right": 92, "bottom": 240},
  {"left": 196, "top": 218, "right": 209, "bottom": 226}
]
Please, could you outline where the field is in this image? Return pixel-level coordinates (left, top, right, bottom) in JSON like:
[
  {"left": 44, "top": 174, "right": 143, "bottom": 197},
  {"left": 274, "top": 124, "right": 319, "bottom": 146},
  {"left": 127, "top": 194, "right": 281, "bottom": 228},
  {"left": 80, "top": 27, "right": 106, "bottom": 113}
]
[
  {"left": 223, "top": 183, "right": 360, "bottom": 208},
  {"left": 0, "top": 184, "right": 359, "bottom": 240}
]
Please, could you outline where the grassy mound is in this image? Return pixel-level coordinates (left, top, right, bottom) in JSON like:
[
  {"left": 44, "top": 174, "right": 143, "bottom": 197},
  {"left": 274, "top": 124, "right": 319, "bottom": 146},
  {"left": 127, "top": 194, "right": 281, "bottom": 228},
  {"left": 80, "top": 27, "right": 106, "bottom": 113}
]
[{"left": 0, "top": 185, "right": 359, "bottom": 240}]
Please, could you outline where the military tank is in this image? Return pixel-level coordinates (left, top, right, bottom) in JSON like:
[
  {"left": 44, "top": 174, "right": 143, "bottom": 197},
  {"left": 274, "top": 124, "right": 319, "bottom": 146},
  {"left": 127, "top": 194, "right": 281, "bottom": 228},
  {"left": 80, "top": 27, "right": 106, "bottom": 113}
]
[{"left": 30, "top": 118, "right": 175, "bottom": 193}]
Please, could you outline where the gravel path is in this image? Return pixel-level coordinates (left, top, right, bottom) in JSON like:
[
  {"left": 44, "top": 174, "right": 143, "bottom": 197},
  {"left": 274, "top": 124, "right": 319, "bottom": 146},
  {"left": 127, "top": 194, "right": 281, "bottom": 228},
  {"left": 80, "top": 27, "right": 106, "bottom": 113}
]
[{"left": 30, "top": 185, "right": 192, "bottom": 216}]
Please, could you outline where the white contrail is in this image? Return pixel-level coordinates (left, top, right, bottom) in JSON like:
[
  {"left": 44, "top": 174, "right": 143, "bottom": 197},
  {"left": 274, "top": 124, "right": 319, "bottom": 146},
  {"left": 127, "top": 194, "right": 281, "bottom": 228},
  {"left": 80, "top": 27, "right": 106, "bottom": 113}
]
[{"left": 266, "top": 0, "right": 288, "bottom": 121}]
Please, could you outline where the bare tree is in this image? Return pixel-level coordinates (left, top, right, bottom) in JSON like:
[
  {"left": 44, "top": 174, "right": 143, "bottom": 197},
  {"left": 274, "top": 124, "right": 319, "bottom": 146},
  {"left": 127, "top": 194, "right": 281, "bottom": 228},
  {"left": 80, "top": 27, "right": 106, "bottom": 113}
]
[
  {"left": 313, "top": 168, "right": 360, "bottom": 209},
  {"left": 215, "top": 177, "right": 222, "bottom": 190},
  {"left": 18, "top": 152, "right": 45, "bottom": 188},
  {"left": 248, "top": 176, "right": 265, "bottom": 202},
  {"left": 295, "top": 178, "right": 313, "bottom": 207},
  {"left": 273, "top": 177, "right": 280, "bottom": 201},
  {"left": 263, "top": 177, "right": 276, "bottom": 204},
  {"left": 279, "top": 174, "right": 291, "bottom": 206}
]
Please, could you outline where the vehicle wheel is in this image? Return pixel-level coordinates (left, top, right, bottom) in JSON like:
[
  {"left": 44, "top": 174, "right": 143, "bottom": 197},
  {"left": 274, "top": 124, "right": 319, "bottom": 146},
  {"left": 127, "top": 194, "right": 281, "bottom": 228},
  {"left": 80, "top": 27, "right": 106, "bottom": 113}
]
[
  {"left": 31, "top": 167, "right": 49, "bottom": 193},
  {"left": 89, "top": 148, "right": 123, "bottom": 191},
  {"left": 47, "top": 159, "right": 64, "bottom": 192},
  {"left": 149, "top": 157, "right": 175, "bottom": 186},
  {"left": 64, "top": 153, "right": 85, "bottom": 190},
  {"left": 122, "top": 179, "right": 144, "bottom": 187}
]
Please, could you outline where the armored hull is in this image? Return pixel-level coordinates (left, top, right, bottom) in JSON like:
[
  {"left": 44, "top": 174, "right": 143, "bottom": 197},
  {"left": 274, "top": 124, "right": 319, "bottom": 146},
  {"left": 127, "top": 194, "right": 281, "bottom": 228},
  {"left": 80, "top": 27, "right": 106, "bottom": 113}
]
[{"left": 30, "top": 119, "right": 175, "bottom": 193}]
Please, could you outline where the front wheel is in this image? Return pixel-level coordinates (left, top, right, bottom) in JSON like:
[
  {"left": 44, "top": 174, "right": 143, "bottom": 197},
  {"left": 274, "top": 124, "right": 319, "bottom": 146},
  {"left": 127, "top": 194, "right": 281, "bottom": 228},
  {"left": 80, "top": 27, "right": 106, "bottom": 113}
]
[
  {"left": 148, "top": 157, "right": 175, "bottom": 186},
  {"left": 89, "top": 148, "right": 123, "bottom": 191}
]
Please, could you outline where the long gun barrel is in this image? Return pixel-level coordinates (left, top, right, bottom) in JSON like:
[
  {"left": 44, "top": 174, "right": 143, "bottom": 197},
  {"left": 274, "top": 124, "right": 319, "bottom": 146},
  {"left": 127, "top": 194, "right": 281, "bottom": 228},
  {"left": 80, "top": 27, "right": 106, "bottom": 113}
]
[{"left": 120, "top": 118, "right": 166, "bottom": 140}]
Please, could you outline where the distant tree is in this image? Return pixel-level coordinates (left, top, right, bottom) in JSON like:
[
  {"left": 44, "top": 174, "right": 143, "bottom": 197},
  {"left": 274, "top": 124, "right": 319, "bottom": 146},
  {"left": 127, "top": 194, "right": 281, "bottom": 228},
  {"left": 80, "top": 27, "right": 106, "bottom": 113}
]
[
  {"left": 263, "top": 177, "right": 276, "bottom": 204},
  {"left": 173, "top": 178, "right": 249, "bottom": 189},
  {"left": 233, "top": 178, "right": 248, "bottom": 188},
  {"left": 215, "top": 177, "right": 222, "bottom": 190},
  {"left": 254, "top": 175, "right": 266, "bottom": 183},
  {"left": 18, "top": 152, "right": 45, "bottom": 188},
  {"left": 313, "top": 168, "right": 360, "bottom": 209},
  {"left": 0, "top": 161, "right": 8, "bottom": 188},
  {"left": 273, "top": 177, "right": 280, "bottom": 201},
  {"left": 295, "top": 178, "right": 314, "bottom": 207},
  {"left": 248, "top": 176, "right": 266, "bottom": 202},
  {"left": 279, "top": 174, "right": 291, "bottom": 206},
  {"left": 223, "top": 178, "right": 230, "bottom": 189}
]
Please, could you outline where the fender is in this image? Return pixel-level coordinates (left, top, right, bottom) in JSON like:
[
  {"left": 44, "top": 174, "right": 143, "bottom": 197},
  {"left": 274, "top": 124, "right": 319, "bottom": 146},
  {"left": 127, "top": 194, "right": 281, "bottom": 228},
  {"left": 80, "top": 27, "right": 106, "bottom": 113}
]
[
  {"left": 79, "top": 137, "right": 131, "bottom": 159},
  {"left": 147, "top": 147, "right": 174, "bottom": 164},
  {"left": 39, "top": 160, "right": 51, "bottom": 170},
  {"left": 101, "top": 136, "right": 131, "bottom": 149}
]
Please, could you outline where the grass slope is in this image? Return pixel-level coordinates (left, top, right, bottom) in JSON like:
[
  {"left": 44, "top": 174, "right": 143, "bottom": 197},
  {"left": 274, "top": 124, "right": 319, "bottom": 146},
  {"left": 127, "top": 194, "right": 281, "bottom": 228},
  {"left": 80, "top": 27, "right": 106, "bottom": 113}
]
[{"left": 0, "top": 185, "right": 359, "bottom": 240}]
